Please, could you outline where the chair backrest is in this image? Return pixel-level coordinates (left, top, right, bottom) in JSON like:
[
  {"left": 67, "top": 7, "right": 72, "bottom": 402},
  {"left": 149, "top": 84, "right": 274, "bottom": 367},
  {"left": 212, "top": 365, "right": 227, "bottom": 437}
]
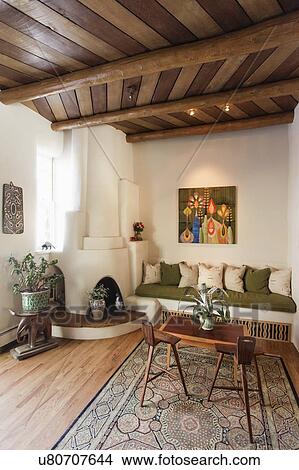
[
  {"left": 236, "top": 336, "right": 256, "bottom": 365},
  {"left": 142, "top": 320, "right": 155, "bottom": 346}
]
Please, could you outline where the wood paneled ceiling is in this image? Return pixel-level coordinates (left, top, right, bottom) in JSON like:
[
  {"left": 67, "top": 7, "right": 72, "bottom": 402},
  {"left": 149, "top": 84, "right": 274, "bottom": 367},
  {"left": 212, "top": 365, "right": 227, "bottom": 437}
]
[{"left": 0, "top": 0, "right": 299, "bottom": 142}]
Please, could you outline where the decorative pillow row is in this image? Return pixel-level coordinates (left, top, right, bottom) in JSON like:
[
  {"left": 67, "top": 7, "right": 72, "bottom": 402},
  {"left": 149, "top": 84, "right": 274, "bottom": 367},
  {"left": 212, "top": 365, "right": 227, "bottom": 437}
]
[{"left": 142, "top": 261, "right": 292, "bottom": 297}]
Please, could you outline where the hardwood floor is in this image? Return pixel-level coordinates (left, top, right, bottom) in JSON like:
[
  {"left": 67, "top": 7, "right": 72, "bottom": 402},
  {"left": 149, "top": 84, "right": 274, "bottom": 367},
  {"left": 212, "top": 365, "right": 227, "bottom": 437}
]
[
  {"left": 0, "top": 330, "right": 143, "bottom": 450},
  {"left": 256, "top": 338, "right": 299, "bottom": 397},
  {"left": 0, "top": 333, "right": 298, "bottom": 449}
]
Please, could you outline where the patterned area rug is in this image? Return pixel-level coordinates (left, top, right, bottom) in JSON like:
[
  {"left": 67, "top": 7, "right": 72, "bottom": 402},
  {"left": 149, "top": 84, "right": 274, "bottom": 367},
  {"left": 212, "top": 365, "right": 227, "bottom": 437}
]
[{"left": 54, "top": 342, "right": 299, "bottom": 450}]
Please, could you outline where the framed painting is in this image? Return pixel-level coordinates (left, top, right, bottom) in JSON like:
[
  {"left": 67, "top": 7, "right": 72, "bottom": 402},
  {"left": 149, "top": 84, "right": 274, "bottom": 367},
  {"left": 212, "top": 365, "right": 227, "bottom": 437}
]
[
  {"left": 2, "top": 181, "right": 24, "bottom": 234},
  {"left": 178, "top": 186, "right": 236, "bottom": 244}
]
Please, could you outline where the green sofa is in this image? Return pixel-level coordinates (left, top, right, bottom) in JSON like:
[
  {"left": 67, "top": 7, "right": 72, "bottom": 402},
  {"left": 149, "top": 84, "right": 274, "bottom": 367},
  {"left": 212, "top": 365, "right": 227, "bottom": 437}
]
[{"left": 135, "top": 283, "right": 297, "bottom": 313}]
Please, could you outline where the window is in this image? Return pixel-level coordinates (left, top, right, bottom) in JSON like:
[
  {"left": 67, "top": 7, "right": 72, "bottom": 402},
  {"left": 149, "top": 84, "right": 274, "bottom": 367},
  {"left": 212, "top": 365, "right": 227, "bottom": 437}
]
[{"left": 36, "top": 155, "right": 55, "bottom": 249}]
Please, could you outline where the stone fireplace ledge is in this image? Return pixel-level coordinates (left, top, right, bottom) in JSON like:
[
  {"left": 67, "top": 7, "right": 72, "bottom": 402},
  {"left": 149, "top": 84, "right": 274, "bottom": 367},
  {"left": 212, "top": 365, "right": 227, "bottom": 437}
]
[{"left": 52, "top": 296, "right": 161, "bottom": 340}]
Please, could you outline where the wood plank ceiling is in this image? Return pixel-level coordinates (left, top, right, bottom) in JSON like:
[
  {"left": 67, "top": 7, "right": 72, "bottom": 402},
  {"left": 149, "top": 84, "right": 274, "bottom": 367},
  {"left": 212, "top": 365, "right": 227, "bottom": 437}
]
[{"left": 0, "top": 0, "right": 299, "bottom": 142}]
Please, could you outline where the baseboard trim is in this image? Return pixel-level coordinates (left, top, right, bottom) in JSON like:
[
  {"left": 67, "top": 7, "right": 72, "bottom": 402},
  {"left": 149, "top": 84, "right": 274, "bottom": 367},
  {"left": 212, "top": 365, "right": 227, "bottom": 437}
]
[
  {"left": 0, "top": 326, "right": 17, "bottom": 348},
  {"left": 162, "top": 310, "right": 292, "bottom": 342}
]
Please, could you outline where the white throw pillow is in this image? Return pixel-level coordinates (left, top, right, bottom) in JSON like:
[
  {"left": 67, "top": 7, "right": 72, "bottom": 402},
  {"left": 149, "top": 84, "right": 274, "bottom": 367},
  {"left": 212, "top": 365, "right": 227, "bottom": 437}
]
[
  {"left": 224, "top": 265, "right": 246, "bottom": 293},
  {"left": 268, "top": 268, "right": 291, "bottom": 296},
  {"left": 143, "top": 262, "right": 161, "bottom": 284},
  {"left": 198, "top": 263, "right": 224, "bottom": 289},
  {"left": 178, "top": 262, "right": 198, "bottom": 288}
]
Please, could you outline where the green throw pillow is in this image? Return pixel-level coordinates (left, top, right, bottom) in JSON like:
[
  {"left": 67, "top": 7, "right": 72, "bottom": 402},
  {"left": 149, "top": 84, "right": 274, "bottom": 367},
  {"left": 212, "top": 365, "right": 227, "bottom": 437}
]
[
  {"left": 244, "top": 267, "right": 271, "bottom": 294},
  {"left": 160, "top": 262, "right": 181, "bottom": 286}
]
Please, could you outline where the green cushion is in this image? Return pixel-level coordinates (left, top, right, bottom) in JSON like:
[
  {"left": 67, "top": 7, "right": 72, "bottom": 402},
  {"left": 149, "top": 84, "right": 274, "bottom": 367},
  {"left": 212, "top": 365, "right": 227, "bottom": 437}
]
[
  {"left": 244, "top": 267, "right": 271, "bottom": 294},
  {"left": 135, "top": 283, "right": 296, "bottom": 313},
  {"left": 136, "top": 283, "right": 192, "bottom": 301},
  {"left": 226, "top": 290, "right": 296, "bottom": 313},
  {"left": 160, "top": 262, "right": 181, "bottom": 286}
]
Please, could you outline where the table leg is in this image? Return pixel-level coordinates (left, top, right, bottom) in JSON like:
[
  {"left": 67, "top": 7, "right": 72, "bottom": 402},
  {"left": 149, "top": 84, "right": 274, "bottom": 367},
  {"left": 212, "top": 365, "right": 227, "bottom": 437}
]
[
  {"left": 233, "top": 357, "right": 238, "bottom": 384},
  {"left": 166, "top": 344, "right": 171, "bottom": 368}
]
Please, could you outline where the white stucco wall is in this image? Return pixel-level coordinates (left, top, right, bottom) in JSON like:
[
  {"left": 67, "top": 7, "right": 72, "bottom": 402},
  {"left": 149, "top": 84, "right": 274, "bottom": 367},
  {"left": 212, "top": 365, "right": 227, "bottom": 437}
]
[
  {"left": 85, "top": 125, "right": 134, "bottom": 237},
  {"left": 288, "top": 108, "right": 299, "bottom": 349},
  {"left": 0, "top": 110, "right": 138, "bottom": 338},
  {"left": 0, "top": 103, "right": 62, "bottom": 341},
  {"left": 133, "top": 124, "right": 290, "bottom": 269},
  {"left": 56, "top": 125, "right": 139, "bottom": 309}
]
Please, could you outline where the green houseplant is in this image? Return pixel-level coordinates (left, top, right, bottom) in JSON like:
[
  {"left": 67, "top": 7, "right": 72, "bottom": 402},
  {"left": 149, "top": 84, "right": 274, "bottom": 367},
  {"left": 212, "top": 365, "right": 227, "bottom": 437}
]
[
  {"left": 185, "top": 283, "right": 230, "bottom": 331},
  {"left": 87, "top": 284, "right": 109, "bottom": 321},
  {"left": 9, "top": 253, "right": 62, "bottom": 313}
]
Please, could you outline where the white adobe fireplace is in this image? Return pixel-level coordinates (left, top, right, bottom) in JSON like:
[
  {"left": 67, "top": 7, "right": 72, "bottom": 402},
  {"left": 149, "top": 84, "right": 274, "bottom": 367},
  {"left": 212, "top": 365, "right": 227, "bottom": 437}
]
[{"left": 50, "top": 126, "right": 159, "bottom": 339}]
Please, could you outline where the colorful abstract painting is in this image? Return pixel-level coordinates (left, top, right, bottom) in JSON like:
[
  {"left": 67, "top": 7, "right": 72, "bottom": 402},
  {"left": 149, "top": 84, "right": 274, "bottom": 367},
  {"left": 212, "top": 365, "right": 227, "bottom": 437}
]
[{"left": 178, "top": 186, "right": 236, "bottom": 244}]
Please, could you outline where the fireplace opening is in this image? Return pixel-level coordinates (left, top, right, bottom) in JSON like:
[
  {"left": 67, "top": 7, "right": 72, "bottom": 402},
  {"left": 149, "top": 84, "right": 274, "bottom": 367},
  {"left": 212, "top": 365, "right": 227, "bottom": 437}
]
[
  {"left": 87, "top": 276, "right": 125, "bottom": 320},
  {"left": 48, "top": 265, "right": 65, "bottom": 311}
]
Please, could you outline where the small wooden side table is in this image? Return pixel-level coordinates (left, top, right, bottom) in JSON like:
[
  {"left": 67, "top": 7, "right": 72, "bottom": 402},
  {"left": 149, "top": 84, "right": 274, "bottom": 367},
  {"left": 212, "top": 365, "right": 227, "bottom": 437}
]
[{"left": 9, "top": 307, "right": 59, "bottom": 360}]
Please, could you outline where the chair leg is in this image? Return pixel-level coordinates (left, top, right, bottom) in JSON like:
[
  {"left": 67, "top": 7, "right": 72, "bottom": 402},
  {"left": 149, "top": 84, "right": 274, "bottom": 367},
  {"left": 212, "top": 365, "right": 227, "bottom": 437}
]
[
  {"left": 241, "top": 364, "right": 254, "bottom": 444},
  {"left": 140, "top": 345, "right": 154, "bottom": 407},
  {"left": 254, "top": 356, "right": 264, "bottom": 405},
  {"left": 171, "top": 344, "right": 188, "bottom": 396},
  {"left": 233, "top": 356, "right": 238, "bottom": 384},
  {"left": 166, "top": 344, "right": 172, "bottom": 368},
  {"left": 207, "top": 353, "right": 224, "bottom": 401}
]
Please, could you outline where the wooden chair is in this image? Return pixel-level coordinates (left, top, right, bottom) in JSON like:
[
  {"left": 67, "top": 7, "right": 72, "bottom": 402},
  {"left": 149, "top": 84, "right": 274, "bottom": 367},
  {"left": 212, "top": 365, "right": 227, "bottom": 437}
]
[
  {"left": 207, "top": 336, "right": 264, "bottom": 443},
  {"left": 140, "top": 320, "right": 188, "bottom": 406}
]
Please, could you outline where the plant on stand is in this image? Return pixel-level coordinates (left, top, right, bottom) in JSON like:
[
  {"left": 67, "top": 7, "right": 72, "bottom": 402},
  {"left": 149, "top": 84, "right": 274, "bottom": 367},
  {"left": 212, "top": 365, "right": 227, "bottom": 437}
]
[
  {"left": 9, "top": 253, "right": 62, "bottom": 312},
  {"left": 87, "top": 284, "right": 109, "bottom": 321},
  {"left": 132, "top": 221, "right": 144, "bottom": 241},
  {"left": 184, "top": 283, "right": 230, "bottom": 331}
]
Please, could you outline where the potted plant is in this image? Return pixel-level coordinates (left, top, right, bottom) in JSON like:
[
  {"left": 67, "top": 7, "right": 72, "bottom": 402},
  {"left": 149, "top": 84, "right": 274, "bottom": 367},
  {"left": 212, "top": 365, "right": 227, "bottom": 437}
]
[
  {"left": 9, "top": 253, "right": 62, "bottom": 313},
  {"left": 133, "top": 221, "right": 144, "bottom": 241},
  {"left": 87, "top": 284, "right": 109, "bottom": 321},
  {"left": 184, "top": 283, "right": 230, "bottom": 331}
]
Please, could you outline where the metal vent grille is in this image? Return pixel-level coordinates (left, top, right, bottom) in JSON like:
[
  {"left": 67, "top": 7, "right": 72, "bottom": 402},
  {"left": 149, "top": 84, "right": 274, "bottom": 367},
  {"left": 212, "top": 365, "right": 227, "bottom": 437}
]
[{"left": 162, "top": 310, "right": 291, "bottom": 342}]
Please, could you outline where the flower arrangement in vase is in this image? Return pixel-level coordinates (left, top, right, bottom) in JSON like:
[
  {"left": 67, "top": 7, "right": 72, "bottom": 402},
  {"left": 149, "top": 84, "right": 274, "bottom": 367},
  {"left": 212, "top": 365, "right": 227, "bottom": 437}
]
[{"left": 132, "top": 221, "right": 144, "bottom": 241}]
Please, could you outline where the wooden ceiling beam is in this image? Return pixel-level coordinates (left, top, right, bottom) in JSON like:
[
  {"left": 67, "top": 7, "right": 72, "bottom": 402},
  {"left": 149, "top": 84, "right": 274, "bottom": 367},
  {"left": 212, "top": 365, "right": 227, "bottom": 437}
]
[
  {"left": 1, "top": 10, "right": 299, "bottom": 105},
  {"left": 125, "top": 111, "right": 294, "bottom": 143},
  {"left": 50, "top": 77, "right": 299, "bottom": 131}
]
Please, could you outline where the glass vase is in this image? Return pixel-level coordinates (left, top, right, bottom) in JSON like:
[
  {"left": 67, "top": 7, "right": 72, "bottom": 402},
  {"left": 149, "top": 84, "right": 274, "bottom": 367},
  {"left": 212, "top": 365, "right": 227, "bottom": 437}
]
[{"left": 135, "top": 231, "right": 143, "bottom": 241}]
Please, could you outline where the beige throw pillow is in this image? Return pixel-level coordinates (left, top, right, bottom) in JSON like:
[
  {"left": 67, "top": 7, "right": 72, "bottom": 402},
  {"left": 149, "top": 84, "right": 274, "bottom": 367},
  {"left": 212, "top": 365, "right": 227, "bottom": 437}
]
[
  {"left": 143, "top": 262, "right": 161, "bottom": 284},
  {"left": 178, "top": 262, "right": 198, "bottom": 288},
  {"left": 268, "top": 268, "right": 291, "bottom": 296},
  {"left": 224, "top": 265, "right": 246, "bottom": 293},
  {"left": 198, "top": 263, "right": 224, "bottom": 289}
]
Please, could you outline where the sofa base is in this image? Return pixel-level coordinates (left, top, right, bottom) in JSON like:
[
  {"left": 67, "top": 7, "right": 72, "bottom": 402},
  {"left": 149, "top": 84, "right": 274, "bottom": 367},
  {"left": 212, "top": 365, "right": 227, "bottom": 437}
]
[
  {"left": 162, "top": 309, "right": 292, "bottom": 342},
  {"left": 128, "top": 295, "right": 294, "bottom": 342}
]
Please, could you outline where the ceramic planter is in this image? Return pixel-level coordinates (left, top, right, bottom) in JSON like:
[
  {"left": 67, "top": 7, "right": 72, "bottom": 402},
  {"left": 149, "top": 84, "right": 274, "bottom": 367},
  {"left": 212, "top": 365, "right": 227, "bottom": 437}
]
[
  {"left": 201, "top": 316, "right": 214, "bottom": 331},
  {"left": 89, "top": 299, "right": 106, "bottom": 320},
  {"left": 21, "top": 289, "right": 50, "bottom": 313}
]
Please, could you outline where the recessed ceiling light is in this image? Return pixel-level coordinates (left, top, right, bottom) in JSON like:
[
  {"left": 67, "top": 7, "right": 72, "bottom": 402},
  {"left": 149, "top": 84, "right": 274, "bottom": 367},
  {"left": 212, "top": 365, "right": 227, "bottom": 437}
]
[
  {"left": 127, "top": 85, "right": 137, "bottom": 101},
  {"left": 187, "top": 108, "right": 196, "bottom": 116},
  {"left": 224, "top": 104, "right": 230, "bottom": 112}
]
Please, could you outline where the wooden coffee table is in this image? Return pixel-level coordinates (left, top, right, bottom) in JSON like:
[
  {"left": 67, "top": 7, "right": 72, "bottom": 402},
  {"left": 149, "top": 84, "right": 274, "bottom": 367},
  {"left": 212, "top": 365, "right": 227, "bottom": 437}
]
[{"left": 160, "top": 315, "right": 248, "bottom": 369}]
